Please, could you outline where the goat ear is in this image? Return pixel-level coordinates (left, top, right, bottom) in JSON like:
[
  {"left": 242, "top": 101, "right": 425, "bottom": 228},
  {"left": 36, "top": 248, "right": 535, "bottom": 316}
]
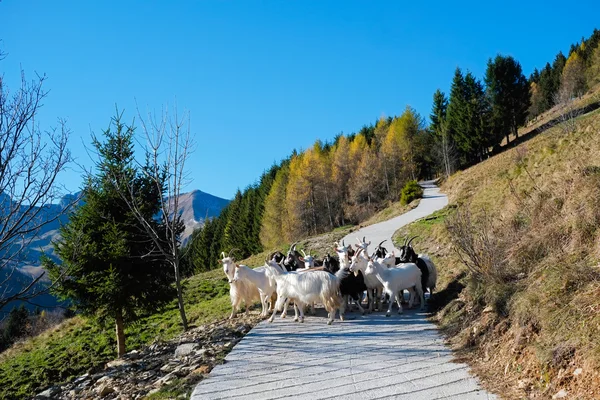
[{"left": 235, "top": 264, "right": 240, "bottom": 268}]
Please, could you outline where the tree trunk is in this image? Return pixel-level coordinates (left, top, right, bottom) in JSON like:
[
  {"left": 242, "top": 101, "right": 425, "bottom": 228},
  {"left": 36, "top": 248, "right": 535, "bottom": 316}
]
[
  {"left": 324, "top": 187, "right": 334, "bottom": 229},
  {"left": 115, "top": 308, "right": 126, "bottom": 357},
  {"left": 173, "top": 257, "right": 188, "bottom": 331}
]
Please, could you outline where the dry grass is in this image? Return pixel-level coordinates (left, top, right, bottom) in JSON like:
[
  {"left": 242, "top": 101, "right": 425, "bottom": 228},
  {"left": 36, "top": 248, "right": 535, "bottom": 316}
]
[{"left": 400, "top": 109, "right": 600, "bottom": 399}]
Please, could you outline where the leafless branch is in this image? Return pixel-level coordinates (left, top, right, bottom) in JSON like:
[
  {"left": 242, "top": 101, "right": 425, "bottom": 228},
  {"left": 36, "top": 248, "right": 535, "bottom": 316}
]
[{"left": 0, "top": 68, "right": 74, "bottom": 310}]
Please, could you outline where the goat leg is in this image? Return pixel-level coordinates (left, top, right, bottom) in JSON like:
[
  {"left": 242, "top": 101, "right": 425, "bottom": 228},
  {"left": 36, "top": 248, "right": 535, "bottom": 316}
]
[
  {"left": 354, "top": 296, "right": 365, "bottom": 315},
  {"left": 293, "top": 302, "right": 300, "bottom": 322},
  {"left": 340, "top": 295, "right": 347, "bottom": 317},
  {"left": 281, "top": 298, "right": 290, "bottom": 319},
  {"left": 386, "top": 291, "right": 396, "bottom": 317}
]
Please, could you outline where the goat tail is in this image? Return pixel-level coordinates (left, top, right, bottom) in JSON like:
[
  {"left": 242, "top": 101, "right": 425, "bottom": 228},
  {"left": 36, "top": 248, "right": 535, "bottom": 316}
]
[{"left": 324, "top": 291, "right": 344, "bottom": 312}]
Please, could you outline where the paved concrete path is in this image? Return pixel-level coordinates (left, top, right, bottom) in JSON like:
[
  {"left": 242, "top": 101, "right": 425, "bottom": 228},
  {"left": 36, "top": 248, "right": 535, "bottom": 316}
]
[
  {"left": 343, "top": 179, "right": 448, "bottom": 254},
  {"left": 192, "top": 181, "right": 496, "bottom": 400}
]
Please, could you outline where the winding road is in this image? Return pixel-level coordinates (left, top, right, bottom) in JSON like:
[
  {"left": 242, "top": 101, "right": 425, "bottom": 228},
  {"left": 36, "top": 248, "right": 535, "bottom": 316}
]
[
  {"left": 192, "top": 181, "right": 496, "bottom": 400},
  {"left": 342, "top": 180, "right": 448, "bottom": 253}
]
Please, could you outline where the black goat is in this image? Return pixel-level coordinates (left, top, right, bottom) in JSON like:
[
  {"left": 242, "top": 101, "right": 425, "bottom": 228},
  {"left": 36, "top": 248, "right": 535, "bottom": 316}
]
[
  {"left": 373, "top": 240, "right": 401, "bottom": 265},
  {"left": 323, "top": 253, "right": 367, "bottom": 315},
  {"left": 283, "top": 242, "right": 303, "bottom": 271},
  {"left": 269, "top": 251, "right": 286, "bottom": 264},
  {"left": 398, "top": 236, "right": 437, "bottom": 296},
  {"left": 323, "top": 253, "right": 340, "bottom": 273}
]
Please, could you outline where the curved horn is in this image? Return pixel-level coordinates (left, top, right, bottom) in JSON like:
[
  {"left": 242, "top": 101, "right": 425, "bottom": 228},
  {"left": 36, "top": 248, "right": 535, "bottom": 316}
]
[
  {"left": 342, "top": 239, "right": 345, "bottom": 247},
  {"left": 407, "top": 236, "right": 418, "bottom": 247},
  {"left": 377, "top": 240, "right": 386, "bottom": 249},
  {"left": 228, "top": 248, "right": 240, "bottom": 260},
  {"left": 301, "top": 249, "right": 307, "bottom": 257},
  {"left": 221, "top": 252, "right": 226, "bottom": 259},
  {"left": 402, "top": 235, "right": 409, "bottom": 247},
  {"left": 363, "top": 236, "right": 366, "bottom": 243},
  {"left": 290, "top": 242, "right": 298, "bottom": 251}
]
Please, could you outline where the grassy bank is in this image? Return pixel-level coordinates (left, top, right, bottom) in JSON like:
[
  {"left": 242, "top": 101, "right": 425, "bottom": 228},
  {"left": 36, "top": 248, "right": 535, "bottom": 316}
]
[
  {"left": 0, "top": 226, "right": 353, "bottom": 399},
  {"left": 394, "top": 109, "right": 600, "bottom": 399}
]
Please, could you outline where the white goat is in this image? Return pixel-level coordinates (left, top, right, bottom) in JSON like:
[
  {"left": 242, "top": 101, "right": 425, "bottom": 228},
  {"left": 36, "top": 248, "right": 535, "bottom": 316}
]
[
  {"left": 355, "top": 236, "right": 371, "bottom": 254},
  {"left": 364, "top": 258, "right": 424, "bottom": 316},
  {"left": 334, "top": 240, "right": 352, "bottom": 269},
  {"left": 232, "top": 264, "right": 277, "bottom": 317},
  {"left": 221, "top": 252, "right": 270, "bottom": 319},
  {"left": 299, "top": 249, "right": 320, "bottom": 315},
  {"left": 348, "top": 248, "right": 382, "bottom": 313},
  {"left": 265, "top": 262, "right": 345, "bottom": 325}
]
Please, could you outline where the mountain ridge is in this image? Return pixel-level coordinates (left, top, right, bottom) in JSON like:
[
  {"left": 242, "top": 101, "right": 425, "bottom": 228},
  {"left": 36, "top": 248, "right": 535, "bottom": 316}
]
[{"left": 0, "top": 189, "right": 229, "bottom": 312}]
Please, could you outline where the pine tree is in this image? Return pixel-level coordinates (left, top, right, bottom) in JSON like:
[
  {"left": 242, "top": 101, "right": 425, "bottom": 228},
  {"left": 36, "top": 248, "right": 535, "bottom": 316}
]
[
  {"left": 430, "top": 89, "right": 448, "bottom": 138},
  {"left": 446, "top": 68, "right": 469, "bottom": 165},
  {"left": 484, "top": 54, "right": 531, "bottom": 146},
  {"left": 447, "top": 69, "right": 490, "bottom": 165},
  {"left": 46, "top": 116, "right": 175, "bottom": 357},
  {"left": 538, "top": 63, "right": 557, "bottom": 113},
  {"left": 2, "top": 305, "right": 29, "bottom": 349}
]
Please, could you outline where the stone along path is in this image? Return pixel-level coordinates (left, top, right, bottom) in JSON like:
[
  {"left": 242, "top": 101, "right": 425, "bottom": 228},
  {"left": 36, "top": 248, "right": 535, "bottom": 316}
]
[{"left": 192, "top": 181, "right": 496, "bottom": 400}]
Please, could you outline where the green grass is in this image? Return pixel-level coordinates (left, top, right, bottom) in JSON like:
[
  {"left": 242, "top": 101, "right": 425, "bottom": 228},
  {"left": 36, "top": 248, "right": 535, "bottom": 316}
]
[
  {"left": 0, "top": 224, "right": 356, "bottom": 399},
  {"left": 0, "top": 268, "right": 231, "bottom": 399}
]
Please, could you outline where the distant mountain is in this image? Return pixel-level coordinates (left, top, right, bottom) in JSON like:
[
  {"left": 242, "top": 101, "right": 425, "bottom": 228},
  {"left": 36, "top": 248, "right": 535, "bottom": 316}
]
[
  {"left": 0, "top": 189, "right": 229, "bottom": 313},
  {"left": 175, "top": 190, "right": 230, "bottom": 244}
]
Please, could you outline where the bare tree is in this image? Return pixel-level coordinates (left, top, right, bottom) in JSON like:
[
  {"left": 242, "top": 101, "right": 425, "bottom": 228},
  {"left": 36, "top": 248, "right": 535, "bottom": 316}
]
[
  {"left": 553, "top": 86, "right": 583, "bottom": 134},
  {"left": 109, "top": 105, "right": 194, "bottom": 331},
  {"left": 433, "top": 122, "right": 457, "bottom": 178},
  {"left": 0, "top": 70, "right": 74, "bottom": 310}
]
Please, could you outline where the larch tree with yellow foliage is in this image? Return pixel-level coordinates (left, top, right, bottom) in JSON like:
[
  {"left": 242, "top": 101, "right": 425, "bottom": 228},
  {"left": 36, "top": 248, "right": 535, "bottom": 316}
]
[
  {"left": 260, "top": 164, "right": 290, "bottom": 247},
  {"left": 561, "top": 50, "right": 586, "bottom": 98},
  {"left": 331, "top": 135, "right": 351, "bottom": 226}
]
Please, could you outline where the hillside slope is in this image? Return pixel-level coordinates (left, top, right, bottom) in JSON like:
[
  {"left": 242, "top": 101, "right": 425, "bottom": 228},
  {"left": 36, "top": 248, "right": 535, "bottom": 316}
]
[
  {"left": 1, "top": 189, "right": 228, "bottom": 313},
  {"left": 395, "top": 108, "right": 600, "bottom": 399}
]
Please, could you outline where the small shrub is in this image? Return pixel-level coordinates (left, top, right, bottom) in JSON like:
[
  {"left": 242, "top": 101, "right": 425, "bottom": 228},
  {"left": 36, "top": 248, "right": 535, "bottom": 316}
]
[{"left": 400, "top": 180, "right": 423, "bottom": 205}]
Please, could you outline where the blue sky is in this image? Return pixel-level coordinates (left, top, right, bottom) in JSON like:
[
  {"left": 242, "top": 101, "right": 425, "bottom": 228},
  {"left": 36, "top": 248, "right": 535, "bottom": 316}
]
[{"left": 1, "top": 1, "right": 598, "bottom": 200}]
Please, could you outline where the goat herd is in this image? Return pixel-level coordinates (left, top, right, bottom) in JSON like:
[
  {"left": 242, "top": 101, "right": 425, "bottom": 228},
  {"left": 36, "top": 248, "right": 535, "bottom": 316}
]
[{"left": 220, "top": 236, "right": 437, "bottom": 325}]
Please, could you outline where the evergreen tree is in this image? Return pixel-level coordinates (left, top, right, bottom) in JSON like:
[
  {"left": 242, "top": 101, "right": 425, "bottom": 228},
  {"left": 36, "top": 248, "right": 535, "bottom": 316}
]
[
  {"left": 46, "top": 116, "right": 175, "bottom": 357},
  {"left": 430, "top": 89, "right": 448, "bottom": 138},
  {"left": 551, "top": 52, "right": 567, "bottom": 101},
  {"left": 446, "top": 68, "right": 468, "bottom": 164},
  {"left": 447, "top": 69, "right": 490, "bottom": 165},
  {"left": 537, "top": 63, "right": 553, "bottom": 113},
  {"left": 1, "top": 305, "right": 29, "bottom": 349},
  {"left": 484, "top": 54, "right": 531, "bottom": 146}
]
